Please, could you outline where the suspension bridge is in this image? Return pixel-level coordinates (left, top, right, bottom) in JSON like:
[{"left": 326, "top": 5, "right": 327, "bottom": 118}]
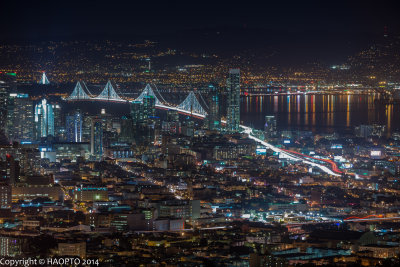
[
  {"left": 65, "top": 81, "right": 342, "bottom": 176},
  {"left": 65, "top": 81, "right": 210, "bottom": 118}
]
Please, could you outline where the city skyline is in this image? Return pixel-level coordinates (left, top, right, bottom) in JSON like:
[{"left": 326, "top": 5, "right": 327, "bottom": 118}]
[{"left": 2, "top": 1, "right": 400, "bottom": 267}]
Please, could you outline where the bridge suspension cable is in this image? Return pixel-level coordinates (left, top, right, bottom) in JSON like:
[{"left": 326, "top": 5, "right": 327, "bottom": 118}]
[
  {"left": 93, "top": 80, "right": 126, "bottom": 102},
  {"left": 177, "top": 91, "right": 208, "bottom": 116},
  {"left": 66, "top": 81, "right": 92, "bottom": 100}
]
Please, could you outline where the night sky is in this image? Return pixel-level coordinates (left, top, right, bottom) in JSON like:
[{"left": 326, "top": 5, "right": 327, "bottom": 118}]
[{"left": 1, "top": 0, "right": 399, "bottom": 40}]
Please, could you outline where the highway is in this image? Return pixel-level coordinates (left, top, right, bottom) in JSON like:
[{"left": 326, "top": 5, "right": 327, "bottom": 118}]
[
  {"left": 155, "top": 103, "right": 342, "bottom": 177},
  {"left": 283, "top": 215, "right": 400, "bottom": 226}
]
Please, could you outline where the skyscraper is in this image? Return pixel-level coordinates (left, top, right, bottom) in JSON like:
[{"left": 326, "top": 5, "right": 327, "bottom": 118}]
[
  {"left": 226, "top": 69, "right": 240, "bottom": 133},
  {"left": 5, "top": 93, "right": 34, "bottom": 142},
  {"left": 130, "top": 95, "right": 156, "bottom": 127},
  {"left": 143, "top": 95, "right": 156, "bottom": 122},
  {"left": 91, "top": 118, "right": 103, "bottom": 159},
  {"left": 52, "top": 103, "right": 63, "bottom": 138},
  {"left": 1, "top": 154, "right": 20, "bottom": 209},
  {"left": 66, "top": 110, "right": 83, "bottom": 142},
  {"left": 82, "top": 115, "right": 92, "bottom": 142},
  {"left": 131, "top": 101, "right": 144, "bottom": 125},
  {"left": 34, "top": 99, "right": 55, "bottom": 139},
  {"left": 207, "top": 83, "right": 221, "bottom": 131},
  {"left": 120, "top": 116, "right": 134, "bottom": 143},
  {"left": 0, "top": 86, "right": 8, "bottom": 134}
]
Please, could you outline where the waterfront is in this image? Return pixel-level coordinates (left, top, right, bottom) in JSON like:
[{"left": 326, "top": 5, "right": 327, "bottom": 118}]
[
  {"left": 241, "top": 93, "right": 399, "bottom": 134},
  {"left": 50, "top": 89, "right": 400, "bottom": 136}
]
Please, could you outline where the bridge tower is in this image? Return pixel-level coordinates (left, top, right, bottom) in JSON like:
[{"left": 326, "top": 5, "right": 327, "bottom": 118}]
[
  {"left": 93, "top": 80, "right": 125, "bottom": 102},
  {"left": 66, "top": 81, "right": 92, "bottom": 100},
  {"left": 39, "top": 72, "right": 50, "bottom": 85},
  {"left": 177, "top": 91, "right": 208, "bottom": 117}
]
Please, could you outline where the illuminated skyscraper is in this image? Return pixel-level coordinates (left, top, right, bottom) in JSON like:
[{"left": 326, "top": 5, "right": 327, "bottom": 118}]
[
  {"left": 0, "top": 86, "right": 8, "bottom": 134},
  {"left": 143, "top": 95, "right": 156, "bottom": 121},
  {"left": 52, "top": 103, "right": 63, "bottom": 138},
  {"left": 226, "top": 69, "right": 240, "bottom": 133},
  {"left": 130, "top": 95, "right": 156, "bottom": 126},
  {"left": 82, "top": 115, "right": 92, "bottom": 142},
  {"left": 5, "top": 93, "right": 34, "bottom": 142},
  {"left": 66, "top": 110, "right": 83, "bottom": 142},
  {"left": 207, "top": 83, "right": 221, "bottom": 131},
  {"left": 34, "top": 99, "right": 55, "bottom": 139},
  {"left": 131, "top": 101, "right": 144, "bottom": 125},
  {"left": 91, "top": 118, "right": 103, "bottom": 158}
]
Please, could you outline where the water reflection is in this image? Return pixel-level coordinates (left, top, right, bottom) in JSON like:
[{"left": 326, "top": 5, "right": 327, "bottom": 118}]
[{"left": 240, "top": 94, "right": 396, "bottom": 134}]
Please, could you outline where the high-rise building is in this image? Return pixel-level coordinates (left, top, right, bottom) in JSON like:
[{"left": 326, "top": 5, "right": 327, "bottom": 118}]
[
  {"left": 130, "top": 101, "right": 144, "bottom": 125},
  {"left": 5, "top": 94, "right": 35, "bottom": 142},
  {"left": 143, "top": 95, "right": 156, "bottom": 121},
  {"left": 34, "top": 99, "right": 55, "bottom": 139},
  {"left": 226, "top": 69, "right": 240, "bottom": 133},
  {"left": 0, "top": 154, "right": 20, "bottom": 185},
  {"left": 91, "top": 118, "right": 103, "bottom": 158},
  {"left": 52, "top": 103, "right": 63, "bottom": 138},
  {"left": 207, "top": 83, "right": 221, "bottom": 131},
  {"left": 264, "top": 115, "right": 277, "bottom": 138},
  {"left": 66, "top": 110, "right": 83, "bottom": 142},
  {"left": 0, "top": 86, "right": 8, "bottom": 134},
  {"left": 120, "top": 116, "right": 134, "bottom": 143},
  {"left": 82, "top": 115, "right": 92, "bottom": 142},
  {"left": 131, "top": 96, "right": 156, "bottom": 126},
  {"left": 0, "top": 154, "right": 18, "bottom": 209}
]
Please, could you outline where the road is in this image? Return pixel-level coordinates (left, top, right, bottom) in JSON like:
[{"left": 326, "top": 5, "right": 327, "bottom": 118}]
[{"left": 155, "top": 103, "right": 342, "bottom": 177}]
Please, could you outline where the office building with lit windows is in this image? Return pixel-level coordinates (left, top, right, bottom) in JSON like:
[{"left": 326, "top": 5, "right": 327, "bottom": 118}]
[
  {"left": 5, "top": 93, "right": 35, "bottom": 142},
  {"left": 226, "top": 69, "right": 240, "bottom": 133},
  {"left": 74, "top": 186, "right": 108, "bottom": 202},
  {"left": 131, "top": 100, "right": 144, "bottom": 125},
  {"left": 207, "top": 83, "right": 221, "bottom": 131},
  {"left": 66, "top": 110, "right": 83, "bottom": 142},
  {"left": 143, "top": 95, "right": 156, "bottom": 122},
  {"left": 52, "top": 103, "right": 63, "bottom": 138},
  {"left": 0, "top": 86, "right": 8, "bottom": 134},
  {"left": 34, "top": 99, "right": 55, "bottom": 139},
  {"left": 91, "top": 118, "right": 103, "bottom": 158}
]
